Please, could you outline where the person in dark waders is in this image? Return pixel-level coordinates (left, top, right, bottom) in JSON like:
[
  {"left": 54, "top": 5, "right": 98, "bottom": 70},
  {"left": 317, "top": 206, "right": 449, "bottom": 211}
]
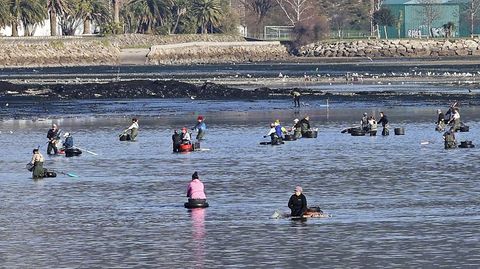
[
  {"left": 264, "top": 123, "right": 281, "bottom": 145},
  {"left": 443, "top": 128, "right": 457, "bottom": 149},
  {"left": 291, "top": 90, "right": 301, "bottom": 107},
  {"left": 288, "top": 186, "right": 308, "bottom": 218},
  {"left": 377, "top": 112, "right": 389, "bottom": 136},
  {"left": 47, "top": 124, "right": 59, "bottom": 155},
  {"left": 436, "top": 109, "right": 445, "bottom": 132},
  {"left": 172, "top": 130, "right": 182, "bottom": 152},
  {"left": 29, "top": 148, "right": 45, "bottom": 179}
]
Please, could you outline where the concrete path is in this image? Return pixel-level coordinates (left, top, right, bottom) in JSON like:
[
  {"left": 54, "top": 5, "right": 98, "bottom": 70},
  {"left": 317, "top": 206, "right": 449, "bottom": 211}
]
[{"left": 119, "top": 48, "right": 149, "bottom": 65}]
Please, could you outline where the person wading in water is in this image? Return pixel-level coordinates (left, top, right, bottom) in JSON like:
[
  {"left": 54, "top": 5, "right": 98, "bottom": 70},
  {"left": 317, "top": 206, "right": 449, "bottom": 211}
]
[{"left": 47, "top": 124, "right": 60, "bottom": 155}]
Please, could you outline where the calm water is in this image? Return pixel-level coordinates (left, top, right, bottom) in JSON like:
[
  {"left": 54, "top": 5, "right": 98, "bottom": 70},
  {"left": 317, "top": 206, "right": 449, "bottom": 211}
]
[{"left": 0, "top": 99, "right": 479, "bottom": 268}]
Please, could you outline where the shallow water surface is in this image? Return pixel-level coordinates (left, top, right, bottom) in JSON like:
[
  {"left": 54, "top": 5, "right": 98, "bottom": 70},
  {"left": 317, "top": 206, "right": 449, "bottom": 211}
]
[{"left": 0, "top": 100, "right": 479, "bottom": 268}]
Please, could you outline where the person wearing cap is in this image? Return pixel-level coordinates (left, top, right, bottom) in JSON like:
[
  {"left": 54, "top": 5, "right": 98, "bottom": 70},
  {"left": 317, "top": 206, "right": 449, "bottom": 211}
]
[
  {"left": 47, "top": 124, "right": 60, "bottom": 155},
  {"left": 124, "top": 118, "right": 139, "bottom": 141},
  {"left": 361, "top": 113, "right": 369, "bottom": 131},
  {"left": 291, "top": 119, "right": 302, "bottom": 138},
  {"left": 172, "top": 130, "right": 183, "bottom": 152},
  {"left": 186, "top": 171, "right": 207, "bottom": 203},
  {"left": 63, "top": 132, "right": 74, "bottom": 149},
  {"left": 436, "top": 109, "right": 445, "bottom": 132},
  {"left": 192, "top": 115, "right": 207, "bottom": 140},
  {"left": 264, "top": 123, "right": 281, "bottom": 145},
  {"left": 377, "top": 112, "right": 389, "bottom": 135},
  {"left": 299, "top": 116, "right": 311, "bottom": 135},
  {"left": 29, "top": 148, "right": 45, "bottom": 179},
  {"left": 181, "top": 127, "right": 191, "bottom": 144},
  {"left": 288, "top": 186, "right": 308, "bottom": 217}
]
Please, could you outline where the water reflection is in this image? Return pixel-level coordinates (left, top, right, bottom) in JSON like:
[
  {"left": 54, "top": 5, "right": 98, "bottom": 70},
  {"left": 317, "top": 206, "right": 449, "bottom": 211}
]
[{"left": 189, "top": 208, "right": 206, "bottom": 269}]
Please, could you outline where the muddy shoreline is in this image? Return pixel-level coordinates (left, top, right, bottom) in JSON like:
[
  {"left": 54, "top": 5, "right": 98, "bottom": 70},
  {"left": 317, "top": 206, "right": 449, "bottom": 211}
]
[{"left": 1, "top": 80, "right": 479, "bottom": 104}]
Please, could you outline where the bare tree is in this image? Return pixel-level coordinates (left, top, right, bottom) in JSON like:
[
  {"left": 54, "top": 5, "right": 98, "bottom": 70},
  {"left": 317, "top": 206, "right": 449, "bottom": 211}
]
[
  {"left": 417, "top": 0, "right": 441, "bottom": 38},
  {"left": 464, "top": 0, "right": 480, "bottom": 37},
  {"left": 240, "top": 0, "right": 276, "bottom": 25},
  {"left": 331, "top": 11, "right": 348, "bottom": 38},
  {"left": 370, "top": 0, "right": 383, "bottom": 37},
  {"left": 275, "top": 0, "right": 315, "bottom": 26}
]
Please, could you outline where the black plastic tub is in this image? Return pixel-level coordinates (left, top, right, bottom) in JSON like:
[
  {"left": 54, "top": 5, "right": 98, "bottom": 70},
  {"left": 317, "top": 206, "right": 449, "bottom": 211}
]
[{"left": 302, "top": 130, "right": 318, "bottom": 138}]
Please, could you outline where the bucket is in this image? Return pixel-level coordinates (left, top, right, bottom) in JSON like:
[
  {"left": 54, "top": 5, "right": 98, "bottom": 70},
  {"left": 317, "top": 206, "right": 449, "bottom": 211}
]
[{"left": 394, "top": 127, "right": 405, "bottom": 135}]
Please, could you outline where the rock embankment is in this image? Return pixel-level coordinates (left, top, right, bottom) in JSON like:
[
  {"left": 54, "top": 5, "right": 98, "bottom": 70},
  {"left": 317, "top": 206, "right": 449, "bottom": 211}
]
[
  {"left": 110, "top": 34, "right": 246, "bottom": 48},
  {"left": 147, "top": 41, "right": 289, "bottom": 64},
  {"left": 0, "top": 38, "right": 119, "bottom": 67},
  {"left": 297, "top": 39, "right": 480, "bottom": 58}
]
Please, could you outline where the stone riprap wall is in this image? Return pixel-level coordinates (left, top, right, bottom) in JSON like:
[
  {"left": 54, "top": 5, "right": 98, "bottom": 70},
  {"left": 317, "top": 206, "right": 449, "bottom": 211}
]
[
  {"left": 297, "top": 39, "right": 480, "bottom": 58},
  {"left": 0, "top": 38, "right": 120, "bottom": 67},
  {"left": 147, "top": 41, "right": 289, "bottom": 64},
  {"left": 110, "top": 34, "right": 246, "bottom": 48}
]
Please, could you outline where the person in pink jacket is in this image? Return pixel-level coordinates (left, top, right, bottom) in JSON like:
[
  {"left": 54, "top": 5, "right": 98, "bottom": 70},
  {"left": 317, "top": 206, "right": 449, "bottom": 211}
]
[{"left": 187, "top": 171, "right": 207, "bottom": 200}]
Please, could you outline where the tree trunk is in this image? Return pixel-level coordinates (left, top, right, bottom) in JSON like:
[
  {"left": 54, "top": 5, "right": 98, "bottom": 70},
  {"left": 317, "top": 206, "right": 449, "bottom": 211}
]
[
  {"left": 113, "top": 0, "right": 120, "bottom": 24},
  {"left": 471, "top": 12, "right": 474, "bottom": 38},
  {"left": 384, "top": 25, "right": 388, "bottom": 40},
  {"left": 50, "top": 9, "right": 57, "bottom": 36},
  {"left": 11, "top": 21, "right": 18, "bottom": 37},
  {"left": 83, "top": 19, "right": 91, "bottom": 34},
  {"left": 172, "top": 11, "right": 181, "bottom": 34}
]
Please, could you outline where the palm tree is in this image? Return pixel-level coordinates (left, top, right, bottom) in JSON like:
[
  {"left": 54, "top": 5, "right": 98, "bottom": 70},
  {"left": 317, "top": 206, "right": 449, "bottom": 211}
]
[
  {"left": 127, "top": 0, "right": 172, "bottom": 33},
  {"left": 78, "top": 0, "right": 108, "bottom": 34},
  {"left": 0, "top": 0, "right": 11, "bottom": 28},
  {"left": 47, "top": 0, "right": 67, "bottom": 36},
  {"left": 192, "top": 0, "right": 222, "bottom": 34},
  {"left": 9, "top": 0, "right": 47, "bottom": 36}
]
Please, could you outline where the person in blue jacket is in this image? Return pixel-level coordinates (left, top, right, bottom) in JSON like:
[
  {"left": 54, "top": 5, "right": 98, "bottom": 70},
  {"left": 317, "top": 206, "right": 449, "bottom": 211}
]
[{"left": 192, "top": 115, "right": 207, "bottom": 140}]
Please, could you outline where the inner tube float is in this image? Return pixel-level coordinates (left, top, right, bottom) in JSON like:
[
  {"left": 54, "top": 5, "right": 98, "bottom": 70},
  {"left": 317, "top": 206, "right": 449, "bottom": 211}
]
[
  {"left": 459, "top": 125, "right": 469, "bottom": 132},
  {"left": 119, "top": 133, "right": 132, "bottom": 141},
  {"left": 184, "top": 199, "right": 209, "bottom": 209},
  {"left": 351, "top": 129, "right": 366, "bottom": 136},
  {"left": 65, "top": 148, "right": 82, "bottom": 157},
  {"left": 43, "top": 169, "right": 57, "bottom": 178},
  {"left": 459, "top": 141, "right": 475, "bottom": 148},
  {"left": 302, "top": 130, "right": 318, "bottom": 138},
  {"left": 284, "top": 134, "right": 297, "bottom": 141},
  {"left": 394, "top": 127, "right": 405, "bottom": 135},
  {"left": 259, "top": 141, "right": 284, "bottom": 145},
  {"left": 179, "top": 143, "right": 194, "bottom": 152}
]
